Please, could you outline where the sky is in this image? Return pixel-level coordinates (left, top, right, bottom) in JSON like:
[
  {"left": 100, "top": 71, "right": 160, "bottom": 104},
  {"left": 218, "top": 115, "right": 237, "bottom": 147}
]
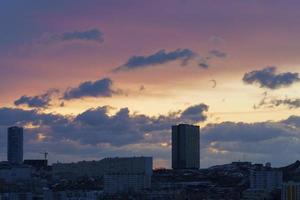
[{"left": 0, "top": 0, "right": 300, "bottom": 168}]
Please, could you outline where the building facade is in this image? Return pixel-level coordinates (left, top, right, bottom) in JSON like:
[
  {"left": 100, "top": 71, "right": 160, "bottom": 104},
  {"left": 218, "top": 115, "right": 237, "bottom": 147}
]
[
  {"left": 172, "top": 124, "right": 200, "bottom": 169},
  {"left": 250, "top": 169, "right": 282, "bottom": 191},
  {"left": 0, "top": 163, "right": 32, "bottom": 183},
  {"left": 103, "top": 157, "right": 153, "bottom": 194},
  {"left": 53, "top": 156, "right": 152, "bottom": 179},
  {"left": 282, "top": 182, "right": 300, "bottom": 200},
  {"left": 7, "top": 126, "right": 23, "bottom": 164},
  {"left": 104, "top": 174, "right": 151, "bottom": 194},
  {"left": 23, "top": 159, "right": 48, "bottom": 170}
]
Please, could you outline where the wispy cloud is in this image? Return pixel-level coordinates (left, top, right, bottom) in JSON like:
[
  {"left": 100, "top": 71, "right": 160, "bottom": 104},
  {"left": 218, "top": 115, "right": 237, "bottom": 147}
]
[
  {"left": 209, "top": 49, "right": 227, "bottom": 58},
  {"left": 254, "top": 96, "right": 300, "bottom": 110},
  {"left": 47, "top": 28, "right": 104, "bottom": 44}
]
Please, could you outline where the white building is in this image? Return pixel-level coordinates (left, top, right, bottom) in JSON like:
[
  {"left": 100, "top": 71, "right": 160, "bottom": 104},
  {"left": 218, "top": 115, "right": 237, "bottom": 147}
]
[
  {"left": 282, "top": 181, "right": 300, "bottom": 200},
  {"left": 7, "top": 126, "right": 23, "bottom": 165}
]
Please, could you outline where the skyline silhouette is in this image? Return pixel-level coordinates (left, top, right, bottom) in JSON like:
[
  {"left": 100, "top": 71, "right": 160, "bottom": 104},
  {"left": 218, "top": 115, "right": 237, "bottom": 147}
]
[{"left": 0, "top": 0, "right": 300, "bottom": 169}]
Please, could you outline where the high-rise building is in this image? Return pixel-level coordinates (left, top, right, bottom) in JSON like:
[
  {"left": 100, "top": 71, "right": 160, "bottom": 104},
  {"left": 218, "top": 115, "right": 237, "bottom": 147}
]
[
  {"left": 172, "top": 124, "right": 200, "bottom": 169},
  {"left": 7, "top": 126, "right": 23, "bottom": 164}
]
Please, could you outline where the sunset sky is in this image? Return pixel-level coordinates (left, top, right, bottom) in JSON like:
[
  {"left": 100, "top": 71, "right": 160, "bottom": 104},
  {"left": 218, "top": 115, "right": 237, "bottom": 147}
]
[{"left": 1, "top": 0, "right": 300, "bottom": 168}]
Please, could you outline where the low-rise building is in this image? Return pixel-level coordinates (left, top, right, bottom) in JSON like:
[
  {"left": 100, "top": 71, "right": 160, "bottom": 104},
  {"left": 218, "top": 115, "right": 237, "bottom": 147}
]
[
  {"left": 104, "top": 173, "right": 151, "bottom": 194},
  {"left": 250, "top": 168, "right": 282, "bottom": 191},
  {"left": 103, "top": 157, "right": 153, "bottom": 195},
  {"left": 0, "top": 163, "right": 32, "bottom": 183},
  {"left": 241, "top": 189, "right": 270, "bottom": 200},
  {"left": 53, "top": 156, "right": 152, "bottom": 180}
]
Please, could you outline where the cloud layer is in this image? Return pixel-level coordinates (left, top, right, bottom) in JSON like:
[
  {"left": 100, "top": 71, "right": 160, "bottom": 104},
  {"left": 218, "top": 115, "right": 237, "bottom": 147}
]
[
  {"left": 243, "top": 66, "right": 300, "bottom": 89},
  {"left": 0, "top": 103, "right": 208, "bottom": 165},
  {"left": 0, "top": 103, "right": 208, "bottom": 146},
  {"left": 1, "top": 104, "right": 300, "bottom": 167},
  {"left": 201, "top": 117, "right": 300, "bottom": 166}
]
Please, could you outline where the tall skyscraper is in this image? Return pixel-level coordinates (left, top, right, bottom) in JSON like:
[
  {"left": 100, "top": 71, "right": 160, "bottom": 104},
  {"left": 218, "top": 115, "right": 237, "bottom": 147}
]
[
  {"left": 7, "top": 126, "right": 23, "bottom": 164},
  {"left": 172, "top": 124, "right": 200, "bottom": 169}
]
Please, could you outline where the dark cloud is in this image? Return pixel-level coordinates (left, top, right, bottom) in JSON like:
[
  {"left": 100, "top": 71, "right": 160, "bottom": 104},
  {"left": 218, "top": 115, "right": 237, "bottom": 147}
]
[
  {"left": 209, "top": 49, "right": 227, "bottom": 58},
  {"left": 271, "top": 98, "right": 300, "bottom": 109},
  {"left": 243, "top": 66, "right": 300, "bottom": 89},
  {"left": 114, "top": 48, "right": 197, "bottom": 72},
  {"left": 180, "top": 103, "right": 209, "bottom": 123},
  {"left": 198, "top": 62, "right": 209, "bottom": 69},
  {"left": 63, "top": 78, "right": 120, "bottom": 100},
  {"left": 112, "top": 47, "right": 228, "bottom": 72},
  {"left": 14, "top": 89, "right": 58, "bottom": 109},
  {"left": 284, "top": 115, "right": 300, "bottom": 126},
  {"left": 2, "top": 105, "right": 300, "bottom": 167},
  {"left": 202, "top": 121, "right": 291, "bottom": 143},
  {"left": 200, "top": 118, "right": 300, "bottom": 166},
  {"left": 0, "top": 103, "right": 208, "bottom": 147},
  {"left": 0, "top": 107, "right": 67, "bottom": 127},
  {"left": 51, "top": 28, "right": 104, "bottom": 43}
]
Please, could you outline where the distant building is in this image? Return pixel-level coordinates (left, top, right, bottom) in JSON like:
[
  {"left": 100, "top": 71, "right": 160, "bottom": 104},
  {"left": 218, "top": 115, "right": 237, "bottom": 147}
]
[
  {"left": 24, "top": 159, "right": 48, "bottom": 170},
  {"left": 0, "top": 192, "right": 33, "bottom": 200},
  {"left": 241, "top": 189, "right": 270, "bottom": 200},
  {"left": 0, "top": 163, "right": 32, "bottom": 183},
  {"left": 50, "top": 190, "right": 103, "bottom": 200},
  {"left": 104, "top": 174, "right": 151, "bottom": 194},
  {"left": 250, "top": 168, "right": 282, "bottom": 191},
  {"left": 282, "top": 181, "right": 300, "bottom": 200},
  {"left": 7, "top": 126, "right": 23, "bottom": 164},
  {"left": 102, "top": 157, "right": 153, "bottom": 194},
  {"left": 172, "top": 124, "right": 200, "bottom": 169},
  {"left": 53, "top": 157, "right": 153, "bottom": 180}
]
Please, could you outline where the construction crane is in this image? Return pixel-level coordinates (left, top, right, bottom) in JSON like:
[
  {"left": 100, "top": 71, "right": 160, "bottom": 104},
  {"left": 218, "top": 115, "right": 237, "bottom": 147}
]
[{"left": 40, "top": 151, "right": 48, "bottom": 161}]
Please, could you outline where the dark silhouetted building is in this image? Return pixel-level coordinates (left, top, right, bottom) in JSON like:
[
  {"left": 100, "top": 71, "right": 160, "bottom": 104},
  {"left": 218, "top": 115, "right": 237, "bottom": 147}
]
[
  {"left": 24, "top": 159, "right": 48, "bottom": 170},
  {"left": 7, "top": 126, "right": 23, "bottom": 164},
  {"left": 172, "top": 124, "right": 200, "bottom": 169}
]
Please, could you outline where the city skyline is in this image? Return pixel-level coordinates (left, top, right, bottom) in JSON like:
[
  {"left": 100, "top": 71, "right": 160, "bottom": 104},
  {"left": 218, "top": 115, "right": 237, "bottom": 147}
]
[{"left": 1, "top": 0, "right": 300, "bottom": 168}]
